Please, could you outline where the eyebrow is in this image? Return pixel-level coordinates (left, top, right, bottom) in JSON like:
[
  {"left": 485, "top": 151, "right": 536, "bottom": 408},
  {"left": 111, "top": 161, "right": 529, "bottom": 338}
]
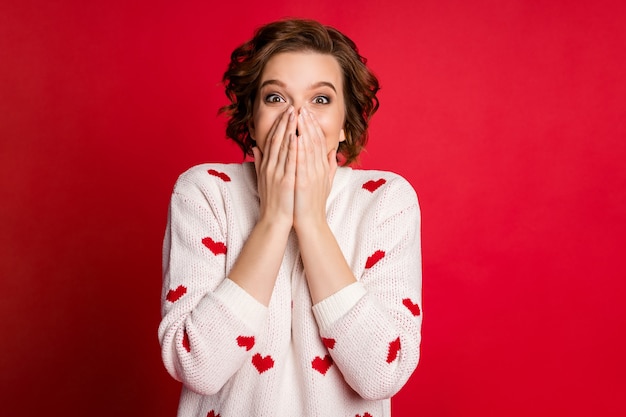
[{"left": 259, "top": 79, "right": 337, "bottom": 93}]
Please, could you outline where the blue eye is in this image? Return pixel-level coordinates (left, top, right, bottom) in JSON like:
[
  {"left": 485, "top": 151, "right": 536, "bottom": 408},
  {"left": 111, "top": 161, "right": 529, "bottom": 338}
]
[
  {"left": 265, "top": 94, "right": 285, "bottom": 103},
  {"left": 313, "top": 96, "right": 330, "bottom": 104}
]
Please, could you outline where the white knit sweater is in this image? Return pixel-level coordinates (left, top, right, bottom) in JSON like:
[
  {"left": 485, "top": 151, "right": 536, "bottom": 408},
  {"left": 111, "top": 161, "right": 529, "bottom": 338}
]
[{"left": 158, "top": 162, "right": 422, "bottom": 417}]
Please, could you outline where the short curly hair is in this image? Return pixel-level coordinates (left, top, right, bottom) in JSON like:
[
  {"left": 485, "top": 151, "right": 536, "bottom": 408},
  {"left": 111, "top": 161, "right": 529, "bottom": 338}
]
[{"left": 219, "top": 19, "right": 380, "bottom": 165}]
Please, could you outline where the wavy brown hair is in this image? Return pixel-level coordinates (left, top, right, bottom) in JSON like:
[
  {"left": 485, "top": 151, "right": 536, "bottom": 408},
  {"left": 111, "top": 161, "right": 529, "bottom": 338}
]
[{"left": 219, "top": 19, "right": 380, "bottom": 165}]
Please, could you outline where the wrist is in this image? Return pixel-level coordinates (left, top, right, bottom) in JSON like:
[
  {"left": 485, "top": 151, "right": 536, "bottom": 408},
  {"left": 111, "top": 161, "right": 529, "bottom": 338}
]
[
  {"left": 257, "top": 214, "right": 293, "bottom": 235},
  {"left": 293, "top": 216, "right": 329, "bottom": 236}
]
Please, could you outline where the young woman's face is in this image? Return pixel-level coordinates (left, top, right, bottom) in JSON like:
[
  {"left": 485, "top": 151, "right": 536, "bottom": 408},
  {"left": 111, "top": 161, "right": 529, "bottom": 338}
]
[{"left": 249, "top": 51, "right": 346, "bottom": 152}]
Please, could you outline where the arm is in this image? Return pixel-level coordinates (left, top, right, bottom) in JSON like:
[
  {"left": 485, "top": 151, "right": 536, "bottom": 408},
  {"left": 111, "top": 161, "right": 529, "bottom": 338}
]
[
  {"left": 158, "top": 107, "right": 298, "bottom": 394},
  {"left": 312, "top": 182, "right": 422, "bottom": 400},
  {"left": 228, "top": 106, "right": 297, "bottom": 306},
  {"left": 293, "top": 106, "right": 356, "bottom": 303},
  {"left": 294, "top": 107, "right": 422, "bottom": 400},
  {"left": 158, "top": 181, "right": 268, "bottom": 395}
]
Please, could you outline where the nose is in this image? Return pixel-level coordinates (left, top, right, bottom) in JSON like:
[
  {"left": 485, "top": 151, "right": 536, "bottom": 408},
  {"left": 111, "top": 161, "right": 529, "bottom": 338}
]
[
  {"left": 290, "top": 97, "right": 310, "bottom": 114},
  {"left": 292, "top": 103, "right": 304, "bottom": 115},
  {"left": 291, "top": 102, "right": 307, "bottom": 137}
]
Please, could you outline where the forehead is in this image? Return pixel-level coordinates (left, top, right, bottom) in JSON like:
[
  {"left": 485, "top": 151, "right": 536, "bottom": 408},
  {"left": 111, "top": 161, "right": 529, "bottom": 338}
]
[{"left": 260, "top": 51, "right": 343, "bottom": 88}]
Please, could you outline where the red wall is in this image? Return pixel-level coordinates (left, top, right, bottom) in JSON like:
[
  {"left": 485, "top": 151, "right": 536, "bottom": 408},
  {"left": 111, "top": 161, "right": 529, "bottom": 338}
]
[{"left": 2, "top": 1, "right": 625, "bottom": 415}]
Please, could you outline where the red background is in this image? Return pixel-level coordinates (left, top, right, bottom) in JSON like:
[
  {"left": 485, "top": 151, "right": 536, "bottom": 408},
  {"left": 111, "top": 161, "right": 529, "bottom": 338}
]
[{"left": 1, "top": 0, "right": 625, "bottom": 416}]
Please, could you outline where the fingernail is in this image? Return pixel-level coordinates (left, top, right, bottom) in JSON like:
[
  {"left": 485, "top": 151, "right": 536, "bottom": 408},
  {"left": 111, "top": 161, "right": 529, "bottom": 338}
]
[{"left": 301, "top": 107, "right": 308, "bottom": 116}]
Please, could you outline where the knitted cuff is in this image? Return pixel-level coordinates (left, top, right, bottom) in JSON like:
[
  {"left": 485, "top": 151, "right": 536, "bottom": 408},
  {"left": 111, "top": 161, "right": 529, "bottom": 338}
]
[
  {"left": 214, "top": 278, "right": 268, "bottom": 330},
  {"left": 312, "top": 282, "right": 367, "bottom": 331}
]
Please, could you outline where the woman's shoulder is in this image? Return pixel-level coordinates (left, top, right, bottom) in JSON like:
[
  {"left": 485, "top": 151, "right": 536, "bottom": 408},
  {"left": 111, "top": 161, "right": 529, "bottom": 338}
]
[
  {"left": 343, "top": 167, "right": 418, "bottom": 201},
  {"left": 333, "top": 168, "right": 419, "bottom": 225},
  {"left": 172, "top": 162, "right": 256, "bottom": 196}
]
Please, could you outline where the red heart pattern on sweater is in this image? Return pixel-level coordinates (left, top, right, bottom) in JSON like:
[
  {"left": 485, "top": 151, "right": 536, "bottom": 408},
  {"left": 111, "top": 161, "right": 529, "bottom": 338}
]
[
  {"left": 202, "top": 237, "right": 227, "bottom": 255},
  {"left": 362, "top": 178, "right": 386, "bottom": 192},
  {"left": 252, "top": 353, "right": 274, "bottom": 374},
  {"left": 365, "top": 250, "right": 385, "bottom": 269},
  {"left": 322, "top": 337, "right": 336, "bottom": 349},
  {"left": 237, "top": 336, "right": 255, "bottom": 351},
  {"left": 355, "top": 413, "right": 373, "bottom": 417},
  {"left": 386, "top": 337, "right": 401, "bottom": 363},
  {"left": 166, "top": 285, "right": 187, "bottom": 302},
  {"left": 208, "top": 169, "right": 231, "bottom": 182},
  {"left": 182, "top": 330, "right": 191, "bottom": 352},
  {"left": 207, "top": 411, "right": 220, "bottom": 417},
  {"left": 312, "top": 354, "right": 333, "bottom": 375},
  {"left": 402, "top": 298, "right": 421, "bottom": 316}
]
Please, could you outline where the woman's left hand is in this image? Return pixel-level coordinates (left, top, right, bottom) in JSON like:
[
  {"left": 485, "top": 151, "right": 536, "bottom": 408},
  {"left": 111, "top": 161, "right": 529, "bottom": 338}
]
[
  {"left": 292, "top": 107, "right": 356, "bottom": 305},
  {"left": 293, "top": 107, "right": 338, "bottom": 231}
]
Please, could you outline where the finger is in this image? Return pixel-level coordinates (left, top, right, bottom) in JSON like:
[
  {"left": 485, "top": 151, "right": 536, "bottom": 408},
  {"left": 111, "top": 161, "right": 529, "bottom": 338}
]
[
  {"left": 265, "top": 106, "right": 294, "bottom": 168},
  {"left": 296, "top": 131, "right": 308, "bottom": 180},
  {"left": 262, "top": 114, "right": 281, "bottom": 159},
  {"left": 299, "top": 108, "right": 325, "bottom": 176},
  {"left": 327, "top": 147, "right": 338, "bottom": 184},
  {"left": 298, "top": 107, "right": 316, "bottom": 148},
  {"left": 284, "top": 133, "right": 297, "bottom": 180},
  {"left": 307, "top": 109, "right": 329, "bottom": 165},
  {"left": 252, "top": 146, "right": 262, "bottom": 178},
  {"left": 276, "top": 108, "right": 297, "bottom": 171}
]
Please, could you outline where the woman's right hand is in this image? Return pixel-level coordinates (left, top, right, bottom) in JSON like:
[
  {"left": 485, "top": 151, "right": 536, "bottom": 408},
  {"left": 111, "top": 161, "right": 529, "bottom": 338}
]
[
  {"left": 252, "top": 105, "right": 298, "bottom": 229},
  {"left": 227, "top": 106, "right": 298, "bottom": 306}
]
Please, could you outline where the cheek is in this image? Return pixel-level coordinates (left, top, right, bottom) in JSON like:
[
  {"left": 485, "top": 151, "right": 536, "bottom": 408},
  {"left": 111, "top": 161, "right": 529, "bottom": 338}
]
[
  {"left": 251, "top": 107, "right": 285, "bottom": 151},
  {"left": 314, "top": 111, "right": 344, "bottom": 137},
  {"left": 251, "top": 111, "right": 271, "bottom": 140}
]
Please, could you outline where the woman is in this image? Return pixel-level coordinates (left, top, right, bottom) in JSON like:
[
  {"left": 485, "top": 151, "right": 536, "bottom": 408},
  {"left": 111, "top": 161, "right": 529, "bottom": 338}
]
[{"left": 158, "top": 18, "right": 422, "bottom": 417}]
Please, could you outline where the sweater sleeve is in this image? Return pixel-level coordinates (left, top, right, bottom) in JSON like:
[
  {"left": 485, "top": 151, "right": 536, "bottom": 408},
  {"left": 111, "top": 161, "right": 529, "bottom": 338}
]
[
  {"left": 312, "top": 175, "right": 422, "bottom": 400},
  {"left": 157, "top": 172, "right": 268, "bottom": 395}
]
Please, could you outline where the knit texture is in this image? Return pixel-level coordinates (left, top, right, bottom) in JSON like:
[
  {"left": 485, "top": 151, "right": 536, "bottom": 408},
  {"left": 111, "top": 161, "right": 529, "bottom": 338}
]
[{"left": 158, "top": 163, "right": 422, "bottom": 417}]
